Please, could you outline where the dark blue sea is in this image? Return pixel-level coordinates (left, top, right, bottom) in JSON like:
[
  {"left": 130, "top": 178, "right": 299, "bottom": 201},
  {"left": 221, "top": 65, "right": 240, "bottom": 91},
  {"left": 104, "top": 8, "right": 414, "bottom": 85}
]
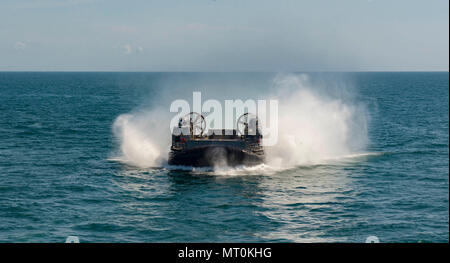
[{"left": 0, "top": 72, "right": 448, "bottom": 242}]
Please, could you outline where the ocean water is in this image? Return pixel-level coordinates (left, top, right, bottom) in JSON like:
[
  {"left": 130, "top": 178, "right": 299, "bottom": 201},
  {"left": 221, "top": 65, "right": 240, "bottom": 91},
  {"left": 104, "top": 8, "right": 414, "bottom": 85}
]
[{"left": 0, "top": 72, "right": 448, "bottom": 242}]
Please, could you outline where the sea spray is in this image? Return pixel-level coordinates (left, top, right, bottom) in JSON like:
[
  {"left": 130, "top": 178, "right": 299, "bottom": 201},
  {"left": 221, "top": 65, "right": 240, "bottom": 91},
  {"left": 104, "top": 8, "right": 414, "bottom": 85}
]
[
  {"left": 112, "top": 108, "right": 171, "bottom": 167},
  {"left": 112, "top": 73, "right": 369, "bottom": 169},
  {"left": 265, "top": 74, "right": 368, "bottom": 167}
]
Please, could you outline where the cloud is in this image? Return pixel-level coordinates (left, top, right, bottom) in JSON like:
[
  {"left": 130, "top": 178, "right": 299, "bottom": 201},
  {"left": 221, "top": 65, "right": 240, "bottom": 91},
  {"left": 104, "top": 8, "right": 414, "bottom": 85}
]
[
  {"left": 119, "top": 44, "right": 143, "bottom": 55},
  {"left": 122, "top": 44, "right": 132, "bottom": 55},
  {"left": 14, "top": 41, "right": 26, "bottom": 50}
]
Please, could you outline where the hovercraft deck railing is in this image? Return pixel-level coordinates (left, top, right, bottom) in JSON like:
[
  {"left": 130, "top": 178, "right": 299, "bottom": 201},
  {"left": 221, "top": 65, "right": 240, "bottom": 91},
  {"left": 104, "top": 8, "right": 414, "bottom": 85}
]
[{"left": 169, "top": 112, "right": 264, "bottom": 166}]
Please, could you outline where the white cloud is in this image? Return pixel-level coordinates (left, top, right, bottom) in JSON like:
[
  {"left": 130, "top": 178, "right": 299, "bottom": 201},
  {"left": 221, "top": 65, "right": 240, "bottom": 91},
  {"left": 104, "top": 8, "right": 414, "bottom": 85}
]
[
  {"left": 14, "top": 41, "right": 26, "bottom": 50},
  {"left": 119, "top": 44, "right": 143, "bottom": 55}
]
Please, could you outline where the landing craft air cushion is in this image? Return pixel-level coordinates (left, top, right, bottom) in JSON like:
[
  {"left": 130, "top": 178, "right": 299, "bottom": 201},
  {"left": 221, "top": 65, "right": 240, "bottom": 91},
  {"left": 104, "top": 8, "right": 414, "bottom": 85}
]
[{"left": 168, "top": 112, "right": 264, "bottom": 167}]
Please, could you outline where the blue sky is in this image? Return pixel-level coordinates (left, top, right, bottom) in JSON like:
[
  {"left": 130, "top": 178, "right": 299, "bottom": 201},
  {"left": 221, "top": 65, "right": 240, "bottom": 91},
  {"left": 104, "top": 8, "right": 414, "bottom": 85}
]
[{"left": 0, "top": 0, "right": 448, "bottom": 71}]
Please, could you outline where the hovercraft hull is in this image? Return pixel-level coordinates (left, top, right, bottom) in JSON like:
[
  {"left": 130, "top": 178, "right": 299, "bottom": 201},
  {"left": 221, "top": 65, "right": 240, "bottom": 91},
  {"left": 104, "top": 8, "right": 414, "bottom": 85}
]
[{"left": 168, "top": 146, "right": 264, "bottom": 167}]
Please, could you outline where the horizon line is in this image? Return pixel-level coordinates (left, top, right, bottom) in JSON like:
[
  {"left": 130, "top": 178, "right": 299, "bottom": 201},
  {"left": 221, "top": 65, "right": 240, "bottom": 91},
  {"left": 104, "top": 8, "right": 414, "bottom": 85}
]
[{"left": 0, "top": 70, "right": 448, "bottom": 73}]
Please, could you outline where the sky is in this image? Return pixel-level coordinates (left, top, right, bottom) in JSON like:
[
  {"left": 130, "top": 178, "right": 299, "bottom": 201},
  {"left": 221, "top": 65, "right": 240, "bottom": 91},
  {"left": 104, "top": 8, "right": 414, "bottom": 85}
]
[{"left": 0, "top": 0, "right": 448, "bottom": 71}]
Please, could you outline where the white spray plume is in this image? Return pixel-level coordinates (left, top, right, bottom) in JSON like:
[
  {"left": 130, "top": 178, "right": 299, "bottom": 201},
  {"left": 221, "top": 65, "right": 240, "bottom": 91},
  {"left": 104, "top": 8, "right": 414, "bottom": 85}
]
[
  {"left": 265, "top": 74, "right": 368, "bottom": 167},
  {"left": 111, "top": 73, "right": 369, "bottom": 170},
  {"left": 112, "top": 108, "right": 171, "bottom": 168}
]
